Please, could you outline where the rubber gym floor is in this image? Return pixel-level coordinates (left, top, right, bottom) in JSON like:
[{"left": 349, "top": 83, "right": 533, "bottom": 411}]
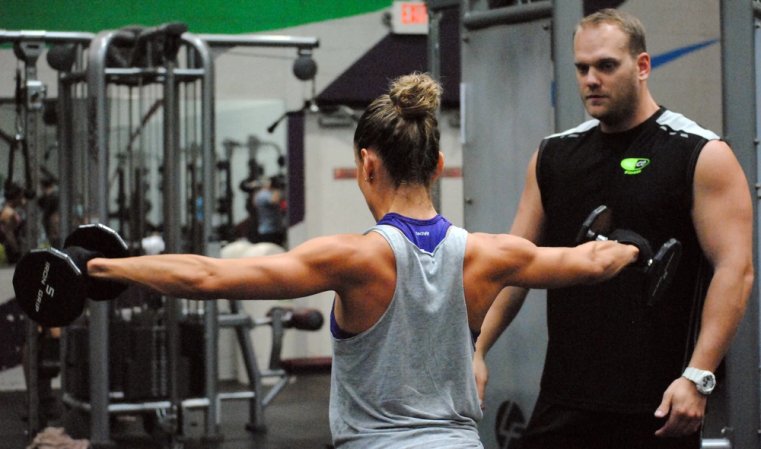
[{"left": 0, "top": 375, "right": 333, "bottom": 449}]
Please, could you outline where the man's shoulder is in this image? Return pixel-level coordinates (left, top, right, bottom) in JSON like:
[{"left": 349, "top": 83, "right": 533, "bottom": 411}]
[
  {"left": 543, "top": 118, "right": 600, "bottom": 142},
  {"left": 538, "top": 120, "right": 599, "bottom": 155},
  {"left": 655, "top": 109, "right": 721, "bottom": 141}
]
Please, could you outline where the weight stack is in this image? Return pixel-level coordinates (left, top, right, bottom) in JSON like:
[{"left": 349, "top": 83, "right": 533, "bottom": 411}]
[
  {"left": 64, "top": 321, "right": 129, "bottom": 400},
  {"left": 124, "top": 324, "right": 169, "bottom": 400},
  {"left": 179, "top": 319, "right": 205, "bottom": 398},
  {"left": 65, "top": 319, "right": 205, "bottom": 402},
  {"left": 122, "top": 321, "right": 203, "bottom": 401}
]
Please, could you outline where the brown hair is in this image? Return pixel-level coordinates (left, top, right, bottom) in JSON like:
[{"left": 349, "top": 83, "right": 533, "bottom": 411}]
[
  {"left": 578, "top": 8, "right": 647, "bottom": 56},
  {"left": 353, "top": 72, "right": 442, "bottom": 187}
]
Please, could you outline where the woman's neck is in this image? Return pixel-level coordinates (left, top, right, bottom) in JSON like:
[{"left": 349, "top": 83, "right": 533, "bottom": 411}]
[{"left": 381, "top": 184, "right": 437, "bottom": 220}]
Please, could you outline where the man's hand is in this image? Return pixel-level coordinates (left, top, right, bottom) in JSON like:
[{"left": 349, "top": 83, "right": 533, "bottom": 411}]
[
  {"left": 654, "top": 377, "right": 707, "bottom": 437},
  {"left": 473, "top": 352, "right": 489, "bottom": 409}
]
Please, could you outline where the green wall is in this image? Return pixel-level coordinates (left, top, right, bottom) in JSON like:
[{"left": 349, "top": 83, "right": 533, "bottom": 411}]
[{"left": 1, "top": 0, "right": 393, "bottom": 33}]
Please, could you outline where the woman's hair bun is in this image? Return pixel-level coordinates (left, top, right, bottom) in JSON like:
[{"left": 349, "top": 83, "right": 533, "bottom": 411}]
[{"left": 388, "top": 72, "right": 442, "bottom": 119}]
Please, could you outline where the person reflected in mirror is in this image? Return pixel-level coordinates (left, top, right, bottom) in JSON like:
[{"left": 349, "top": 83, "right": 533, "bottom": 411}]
[
  {"left": 0, "top": 182, "right": 27, "bottom": 264},
  {"left": 253, "top": 174, "right": 286, "bottom": 246}
]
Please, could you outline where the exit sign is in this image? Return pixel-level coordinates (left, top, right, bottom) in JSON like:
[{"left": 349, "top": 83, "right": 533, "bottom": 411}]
[{"left": 392, "top": 1, "right": 429, "bottom": 35}]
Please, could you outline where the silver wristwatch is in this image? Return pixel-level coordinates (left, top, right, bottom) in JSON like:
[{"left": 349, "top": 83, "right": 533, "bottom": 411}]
[{"left": 682, "top": 367, "right": 716, "bottom": 395}]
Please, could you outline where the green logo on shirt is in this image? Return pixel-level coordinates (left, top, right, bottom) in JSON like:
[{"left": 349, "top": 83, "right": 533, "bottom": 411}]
[{"left": 621, "top": 158, "right": 650, "bottom": 175}]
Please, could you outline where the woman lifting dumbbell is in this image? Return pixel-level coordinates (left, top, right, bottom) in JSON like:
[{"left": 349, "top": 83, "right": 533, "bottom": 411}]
[{"left": 13, "top": 73, "right": 639, "bottom": 448}]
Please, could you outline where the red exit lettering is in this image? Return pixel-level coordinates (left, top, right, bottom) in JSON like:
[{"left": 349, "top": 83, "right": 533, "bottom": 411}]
[{"left": 401, "top": 3, "right": 428, "bottom": 25}]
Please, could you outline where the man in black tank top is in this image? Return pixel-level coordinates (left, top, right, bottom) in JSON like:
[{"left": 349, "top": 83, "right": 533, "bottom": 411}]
[{"left": 473, "top": 9, "right": 753, "bottom": 449}]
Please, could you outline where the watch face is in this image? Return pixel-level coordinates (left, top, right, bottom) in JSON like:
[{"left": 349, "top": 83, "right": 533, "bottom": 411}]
[
  {"left": 699, "top": 374, "right": 716, "bottom": 393},
  {"left": 684, "top": 368, "right": 716, "bottom": 394}
]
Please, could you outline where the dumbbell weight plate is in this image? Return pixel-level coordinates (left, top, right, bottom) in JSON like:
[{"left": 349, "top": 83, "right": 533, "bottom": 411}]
[
  {"left": 646, "top": 238, "right": 683, "bottom": 306},
  {"left": 64, "top": 223, "right": 129, "bottom": 301},
  {"left": 575, "top": 205, "right": 613, "bottom": 244},
  {"left": 13, "top": 248, "right": 87, "bottom": 327},
  {"left": 64, "top": 223, "right": 129, "bottom": 258},
  {"left": 288, "top": 307, "right": 325, "bottom": 331}
]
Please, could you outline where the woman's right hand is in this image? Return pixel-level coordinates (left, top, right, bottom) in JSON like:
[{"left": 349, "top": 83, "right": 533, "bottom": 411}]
[{"left": 473, "top": 351, "right": 489, "bottom": 409}]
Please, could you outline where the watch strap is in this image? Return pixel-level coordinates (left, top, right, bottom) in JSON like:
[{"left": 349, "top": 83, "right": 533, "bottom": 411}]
[
  {"left": 682, "top": 367, "right": 704, "bottom": 380},
  {"left": 682, "top": 367, "right": 715, "bottom": 394}
]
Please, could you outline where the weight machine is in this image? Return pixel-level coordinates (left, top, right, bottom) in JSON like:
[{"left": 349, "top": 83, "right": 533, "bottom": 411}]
[
  {"left": 34, "top": 23, "right": 320, "bottom": 448},
  {"left": 46, "top": 23, "right": 218, "bottom": 447},
  {"left": 0, "top": 29, "right": 94, "bottom": 441}
]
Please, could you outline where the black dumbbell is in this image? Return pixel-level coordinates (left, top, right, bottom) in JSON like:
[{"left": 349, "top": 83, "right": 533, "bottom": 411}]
[
  {"left": 266, "top": 306, "right": 324, "bottom": 331},
  {"left": 575, "top": 205, "right": 614, "bottom": 244},
  {"left": 13, "top": 224, "right": 129, "bottom": 327},
  {"left": 576, "top": 205, "right": 683, "bottom": 306}
]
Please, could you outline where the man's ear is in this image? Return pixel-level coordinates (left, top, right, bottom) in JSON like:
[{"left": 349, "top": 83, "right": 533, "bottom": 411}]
[{"left": 637, "top": 52, "right": 651, "bottom": 81}]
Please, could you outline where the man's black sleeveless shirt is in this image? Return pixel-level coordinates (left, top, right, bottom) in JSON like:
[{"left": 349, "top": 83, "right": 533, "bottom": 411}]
[{"left": 535, "top": 107, "right": 717, "bottom": 412}]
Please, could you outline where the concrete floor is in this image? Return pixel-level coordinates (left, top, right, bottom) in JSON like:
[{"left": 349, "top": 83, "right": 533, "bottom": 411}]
[{"left": 1, "top": 375, "right": 333, "bottom": 449}]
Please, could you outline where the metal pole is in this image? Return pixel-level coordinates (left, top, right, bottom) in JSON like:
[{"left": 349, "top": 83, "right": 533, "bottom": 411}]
[
  {"left": 162, "top": 52, "right": 185, "bottom": 441},
  {"left": 463, "top": 2, "right": 552, "bottom": 31},
  {"left": 0, "top": 30, "right": 93, "bottom": 45},
  {"left": 181, "top": 32, "right": 222, "bottom": 442},
  {"left": 196, "top": 34, "right": 318, "bottom": 50},
  {"left": 721, "top": 1, "right": 760, "bottom": 448},
  {"left": 426, "top": 0, "right": 449, "bottom": 213},
  {"left": 14, "top": 40, "right": 45, "bottom": 252},
  {"left": 702, "top": 439, "right": 732, "bottom": 449},
  {"left": 551, "top": 0, "right": 585, "bottom": 131},
  {"left": 56, "top": 61, "right": 72, "bottom": 442},
  {"left": 85, "top": 30, "right": 117, "bottom": 448},
  {"left": 13, "top": 38, "right": 45, "bottom": 440}
]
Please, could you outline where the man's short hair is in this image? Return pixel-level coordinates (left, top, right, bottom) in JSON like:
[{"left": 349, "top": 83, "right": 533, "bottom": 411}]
[{"left": 578, "top": 8, "right": 647, "bottom": 56}]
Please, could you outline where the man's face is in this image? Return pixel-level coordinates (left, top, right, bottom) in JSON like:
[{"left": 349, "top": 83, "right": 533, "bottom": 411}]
[{"left": 573, "top": 23, "right": 642, "bottom": 128}]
